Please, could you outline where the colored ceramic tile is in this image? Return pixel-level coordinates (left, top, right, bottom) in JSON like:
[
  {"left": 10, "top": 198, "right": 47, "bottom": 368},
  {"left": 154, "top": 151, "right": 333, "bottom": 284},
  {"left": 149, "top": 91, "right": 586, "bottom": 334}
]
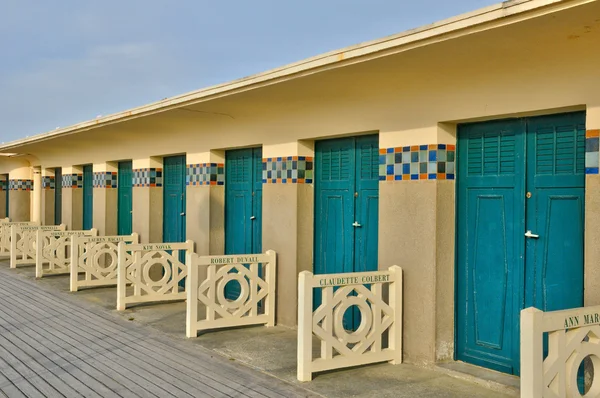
[
  {"left": 93, "top": 172, "right": 118, "bottom": 188},
  {"left": 132, "top": 168, "right": 163, "bottom": 187},
  {"left": 42, "top": 176, "right": 55, "bottom": 190},
  {"left": 187, "top": 163, "right": 225, "bottom": 186},
  {"left": 9, "top": 179, "right": 34, "bottom": 191},
  {"left": 262, "top": 157, "right": 314, "bottom": 184},
  {"left": 62, "top": 174, "right": 83, "bottom": 188},
  {"left": 379, "top": 144, "right": 456, "bottom": 182}
]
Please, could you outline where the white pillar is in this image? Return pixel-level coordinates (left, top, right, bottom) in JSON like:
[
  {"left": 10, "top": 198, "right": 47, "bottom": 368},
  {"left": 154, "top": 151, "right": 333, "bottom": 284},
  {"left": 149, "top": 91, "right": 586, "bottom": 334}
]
[{"left": 32, "top": 167, "right": 42, "bottom": 223}]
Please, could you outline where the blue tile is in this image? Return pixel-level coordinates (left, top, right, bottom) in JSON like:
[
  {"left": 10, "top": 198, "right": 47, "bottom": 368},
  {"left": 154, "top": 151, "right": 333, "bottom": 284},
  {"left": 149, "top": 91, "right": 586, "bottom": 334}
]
[
  {"left": 402, "top": 146, "right": 410, "bottom": 152},
  {"left": 387, "top": 148, "right": 394, "bottom": 153},
  {"left": 447, "top": 174, "right": 455, "bottom": 180},
  {"left": 394, "top": 175, "right": 402, "bottom": 180},
  {"left": 402, "top": 164, "right": 410, "bottom": 174},
  {"left": 387, "top": 165, "right": 394, "bottom": 175},
  {"left": 586, "top": 167, "right": 599, "bottom": 175},
  {"left": 428, "top": 173, "right": 437, "bottom": 179},
  {"left": 379, "top": 155, "right": 386, "bottom": 165},
  {"left": 420, "top": 145, "right": 428, "bottom": 150},
  {"left": 410, "top": 174, "right": 418, "bottom": 180},
  {"left": 438, "top": 144, "right": 446, "bottom": 150},
  {"left": 379, "top": 175, "right": 386, "bottom": 181},
  {"left": 429, "top": 150, "right": 437, "bottom": 162},
  {"left": 587, "top": 138, "right": 599, "bottom": 152},
  {"left": 395, "top": 153, "right": 402, "bottom": 164}
]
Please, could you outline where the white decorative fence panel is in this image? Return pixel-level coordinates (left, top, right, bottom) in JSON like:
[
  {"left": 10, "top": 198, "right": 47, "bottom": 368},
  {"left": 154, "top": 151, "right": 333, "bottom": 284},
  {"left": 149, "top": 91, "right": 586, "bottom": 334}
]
[
  {"left": 10, "top": 224, "right": 65, "bottom": 268},
  {"left": 70, "top": 233, "right": 139, "bottom": 291},
  {"left": 117, "top": 241, "right": 194, "bottom": 310},
  {"left": 35, "top": 229, "right": 98, "bottom": 278},
  {"left": 297, "top": 266, "right": 403, "bottom": 381},
  {"left": 0, "top": 221, "right": 36, "bottom": 257},
  {"left": 521, "top": 306, "right": 600, "bottom": 398},
  {"left": 186, "top": 251, "right": 276, "bottom": 338}
]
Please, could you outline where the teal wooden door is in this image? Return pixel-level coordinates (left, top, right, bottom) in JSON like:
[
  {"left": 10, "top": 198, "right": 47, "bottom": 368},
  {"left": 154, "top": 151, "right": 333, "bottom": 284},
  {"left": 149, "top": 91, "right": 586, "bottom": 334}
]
[
  {"left": 82, "top": 165, "right": 93, "bottom": 230},
  {"left": 163, "top": 156, "right": 186, "bottom": 244},
  {"left": 118, "top": 161, "right": 133, "bottom": 235},
  {"left": 456, "top": 112, "right": 585, "bottom": 375},
  {"left": 55, "top": 167, "right": 62, "bottom": 225},
  {"left": 314, "top": 135, "right": 379, "bottom": 329},
  {"left": 225, "top": 148, "right": 262, "bottom": 299}
]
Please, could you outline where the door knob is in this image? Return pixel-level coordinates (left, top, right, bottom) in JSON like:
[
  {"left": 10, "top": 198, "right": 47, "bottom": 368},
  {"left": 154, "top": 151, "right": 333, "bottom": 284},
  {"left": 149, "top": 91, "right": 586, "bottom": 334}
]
[
  {"left": 352, "top": 221, "right": 361, "bottom": 227},
  {"left": 180, "top": 212, "right": 186, "bottom": 216},
  {"left": 524, "top": 230, "right": 539, "bottom": 239},
  {"left": 250, "top": 216, "right": 256, "bottom": 220}
]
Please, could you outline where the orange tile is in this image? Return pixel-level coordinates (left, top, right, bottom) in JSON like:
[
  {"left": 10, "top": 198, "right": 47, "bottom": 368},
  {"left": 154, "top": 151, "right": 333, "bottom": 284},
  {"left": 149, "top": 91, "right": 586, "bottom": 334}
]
[
  {"left": 410, "top": 145, "right": 419, "bottom": 151},
  {"left": 394, "top": 147, "right": 402, "bottom": 153},
  {"left": 298, "top": 178, "right": 305, "bottom": 183},
  {"left": 587, "top": 129, "right": 600, "bottom": 138},
  {"left": 438, "top": 173, "right": 446, "bottom": 180},
  {"left": 277, "top": 178, "right": 282, "bottom": 183},
  {"left": 379, "top": 149, "right": 387, "bottom": 155},
  {"left": 402, "top": 175, "right": 410, "bottom": 180},
  {"left": 386, "top": 175, "right": 394, "bottom": 181},
  {"left": 420, "top": 173, "right": 427, "bottom": 180},
  {"left": 292, "top": 156, "right": 298, "bottom": 161},
  {"left": 447, "top": 145, "right": 456, "bottom": 151},
  {"left": 429, "top": 144, "right": 437, "bottom": 150}
]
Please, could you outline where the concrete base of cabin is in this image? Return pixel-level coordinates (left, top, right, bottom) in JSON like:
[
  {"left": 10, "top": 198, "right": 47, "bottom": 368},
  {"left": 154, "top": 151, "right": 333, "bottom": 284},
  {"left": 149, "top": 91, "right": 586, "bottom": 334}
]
[{"left": 6, "top": 260, "right": 514, "bottom": 398}]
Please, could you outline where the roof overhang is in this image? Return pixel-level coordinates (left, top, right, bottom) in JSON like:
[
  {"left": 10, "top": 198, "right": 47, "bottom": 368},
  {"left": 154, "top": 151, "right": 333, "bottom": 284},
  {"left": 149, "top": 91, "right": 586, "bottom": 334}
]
[{"left": 0, "top": 0, "right": 595, "bottom": 152}]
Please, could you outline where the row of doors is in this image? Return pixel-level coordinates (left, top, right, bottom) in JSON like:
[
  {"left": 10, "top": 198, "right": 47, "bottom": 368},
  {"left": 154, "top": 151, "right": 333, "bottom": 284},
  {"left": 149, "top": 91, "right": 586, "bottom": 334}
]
[{"left": 52, "top": 111, "right": 586, "bottom": 379}]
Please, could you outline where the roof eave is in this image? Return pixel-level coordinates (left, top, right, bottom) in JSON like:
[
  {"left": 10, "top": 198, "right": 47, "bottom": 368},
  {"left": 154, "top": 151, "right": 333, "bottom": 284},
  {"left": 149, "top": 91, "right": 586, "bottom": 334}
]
[{"left": 0, "top": 0, "right": 591, "bottom": 152}]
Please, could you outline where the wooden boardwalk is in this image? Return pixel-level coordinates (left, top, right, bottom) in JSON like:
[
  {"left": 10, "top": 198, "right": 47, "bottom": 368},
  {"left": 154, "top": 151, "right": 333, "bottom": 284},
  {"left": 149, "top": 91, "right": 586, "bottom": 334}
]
[{"left": 0, "top": 265, "right": 314, "bottom": 398}]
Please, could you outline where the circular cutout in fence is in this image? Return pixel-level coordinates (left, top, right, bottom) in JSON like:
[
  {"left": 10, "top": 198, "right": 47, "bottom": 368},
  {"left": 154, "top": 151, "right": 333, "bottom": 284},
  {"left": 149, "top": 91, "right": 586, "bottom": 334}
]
[
  {"left": 568, "top": 344, "right": 600, "bottom": 397},
  {"left": 143, "top": 258, "right": 171, "bottom": 286},
  {"left": 93, "top": 248, "right": 117, "bottom": 271},
  {"left": 342, "top": 305, "right": 363, "bottom": 332},
  {"left": 333, "top": 297, "right": 372, "bottom": 345},
  {"left": 224, "top": 280, "right": 242, "bottom": 300},
  {"left": 576, "top": 354, "right": 599, "bottom": 396},
  {"left": 216, "top": 273, "right": 249, "bottom": 310}
]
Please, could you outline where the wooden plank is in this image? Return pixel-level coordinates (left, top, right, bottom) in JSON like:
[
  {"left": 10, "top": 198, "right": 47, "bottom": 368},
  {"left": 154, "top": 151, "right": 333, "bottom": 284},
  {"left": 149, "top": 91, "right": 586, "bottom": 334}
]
[
  {"left": 0, "top": 267, "right": 312, "bottom": 398},
  {"left": 0, "top": 286, "right": 186, "bottom": 398},
  {"left": 0, "top": 303, "right": 151, "bottom": 398}
]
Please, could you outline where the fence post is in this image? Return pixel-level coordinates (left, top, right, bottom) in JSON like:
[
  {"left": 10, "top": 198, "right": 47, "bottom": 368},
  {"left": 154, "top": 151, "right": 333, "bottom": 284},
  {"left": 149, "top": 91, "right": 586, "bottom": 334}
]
[
  {"left": 520, "top": 307, "right": 544, "bottom": 398},
  {"left": 10, "top": 226, "right": 17, "bottom": 269},
  {"left": 35, "top": 230, "right": 43, "bottom": 278},
  {"left": 70, "top": 236, "right": 79, "bottom": 292},
  {"left": 265, "top": 250, "right": 277, "bottom": 327},
  {"left": 186, "top": 252, "right": 198, "bottom": 338},
  {"left": 116, "top": 241, "right": 126, "bottom": 311},
  {"left": 389, "top": 265, "right": 403, "bottom": 365},
  {"left": 297, "top": 270, "right": 314, "bottom": 382},
  {"left": 131, "top": 232, "right": 139, "bottom": 243}
]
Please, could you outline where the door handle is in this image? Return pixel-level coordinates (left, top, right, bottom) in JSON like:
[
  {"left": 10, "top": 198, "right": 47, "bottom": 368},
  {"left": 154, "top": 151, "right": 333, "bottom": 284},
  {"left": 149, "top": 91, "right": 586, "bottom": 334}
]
[
  {"left": 250, "top": 216, "right": 256, "bottom": 220},
  {"left": 180, "top": 212, "right": 186, "bottom": 216},
  {"left": 524, "top": 230, "right": 539, "bottom": 239},
  {"left": 352, "top": 221, "right": 361, "bottom": 227}
]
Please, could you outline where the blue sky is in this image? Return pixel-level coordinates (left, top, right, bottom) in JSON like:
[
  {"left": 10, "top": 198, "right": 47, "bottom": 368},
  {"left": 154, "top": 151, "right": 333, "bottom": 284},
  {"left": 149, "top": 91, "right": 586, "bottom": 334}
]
[{"left": 0, "top": 0, "right": 497, "bottom": 143}]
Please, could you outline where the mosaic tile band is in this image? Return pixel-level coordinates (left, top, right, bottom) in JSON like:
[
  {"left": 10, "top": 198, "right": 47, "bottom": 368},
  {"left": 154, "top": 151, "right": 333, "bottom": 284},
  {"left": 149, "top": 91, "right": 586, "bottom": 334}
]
[
  {"left": 379, "top": 144, "right": 455, "bottom": 181},
  {"left": 62, "top": 174, "right": 83, "bottom": 189},
  {"left": 0, "top": 180, "right": 7, "bottom": 191},
  {"left": 133, "top": 168, "right": 162, "bottom": 187},
  {"left": 262, "top": 156, "right": 314, "bottom": 184},
  {"left": 93, "top": 172, "right": 118, "bottom": 188},
  {"left": 187, "top": 163, "right": 224, "bottom": 186},
  {"left": 42, "top": 176, "right": 55, "bottom": 190},
  {"left": 586, "top": 130, "right": 599, "bottom": 175},
  {"left": 9, "top": 179, "right": 34, "bottom": 191}
]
